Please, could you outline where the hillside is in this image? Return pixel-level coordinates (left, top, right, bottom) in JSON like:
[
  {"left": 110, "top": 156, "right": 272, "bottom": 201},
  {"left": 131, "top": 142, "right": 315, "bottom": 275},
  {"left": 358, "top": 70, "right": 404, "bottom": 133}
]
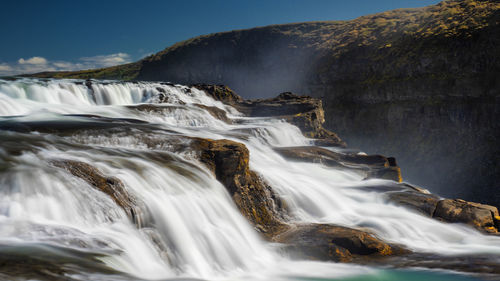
[
  {"left": 29, "top": 0, "right": 500, "bottom": 207},
  {"left": 32, "top": 0, "right": 500, "bottom": 93}
]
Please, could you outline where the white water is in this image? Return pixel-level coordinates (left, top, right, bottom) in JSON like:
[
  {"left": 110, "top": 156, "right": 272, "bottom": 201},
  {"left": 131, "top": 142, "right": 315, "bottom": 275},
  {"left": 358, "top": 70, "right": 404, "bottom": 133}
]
[{"left": 0, "top": 78, "right": 499, "bottom": 280}]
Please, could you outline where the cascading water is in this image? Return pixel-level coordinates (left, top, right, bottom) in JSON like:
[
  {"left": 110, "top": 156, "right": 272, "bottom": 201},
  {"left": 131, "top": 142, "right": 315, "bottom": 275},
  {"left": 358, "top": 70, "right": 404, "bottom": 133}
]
[{"left": 0, "top": 78, "right": 498, "bottom": 281}]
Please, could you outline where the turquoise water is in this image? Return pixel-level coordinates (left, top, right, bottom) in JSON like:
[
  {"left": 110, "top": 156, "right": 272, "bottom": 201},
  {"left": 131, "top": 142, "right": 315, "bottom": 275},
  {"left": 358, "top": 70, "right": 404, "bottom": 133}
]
[{"left": 295, "top": 269, "right": 485, "bottom": 281}]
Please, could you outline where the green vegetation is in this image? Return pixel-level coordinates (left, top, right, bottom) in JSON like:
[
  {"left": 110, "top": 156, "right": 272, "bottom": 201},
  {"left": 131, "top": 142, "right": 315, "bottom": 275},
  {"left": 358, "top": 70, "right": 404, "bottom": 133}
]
[{"left": 29, "top": 62, "right": 142, "bottom": 80}]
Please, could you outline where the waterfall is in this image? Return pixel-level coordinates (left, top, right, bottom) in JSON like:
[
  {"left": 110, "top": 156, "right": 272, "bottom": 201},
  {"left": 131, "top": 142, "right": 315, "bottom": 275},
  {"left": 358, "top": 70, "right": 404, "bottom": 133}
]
[{"left": 0, "top": 78, "right": 498, "bottom": 280}]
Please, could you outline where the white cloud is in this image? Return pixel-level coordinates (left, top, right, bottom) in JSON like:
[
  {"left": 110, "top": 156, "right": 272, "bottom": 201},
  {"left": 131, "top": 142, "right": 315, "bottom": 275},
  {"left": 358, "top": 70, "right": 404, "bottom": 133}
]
[
  {"left": 80, "top": 53, "right": 131, "bottom": 68},
  {"left": 0, "top": 53, "right": 133, "bottom": 76},
  {"left": 0, "top": 63, "right": 13, "bottom": 72},
  {"left": 18, "top": 56, "right": 48, "bottom": 65},
  {"left": 52, "top": 61, "right": 86, "bottom": 70}
]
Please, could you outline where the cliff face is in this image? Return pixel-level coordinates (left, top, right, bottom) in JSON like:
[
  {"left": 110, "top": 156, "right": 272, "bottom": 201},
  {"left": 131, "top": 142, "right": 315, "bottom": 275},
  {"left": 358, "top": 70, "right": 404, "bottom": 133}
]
[
  {"left": 29, "top": 0, "right": 500, "bottom": 206},
  {"left": 328, "top": 98, "right": 500, "bottom": 206}
]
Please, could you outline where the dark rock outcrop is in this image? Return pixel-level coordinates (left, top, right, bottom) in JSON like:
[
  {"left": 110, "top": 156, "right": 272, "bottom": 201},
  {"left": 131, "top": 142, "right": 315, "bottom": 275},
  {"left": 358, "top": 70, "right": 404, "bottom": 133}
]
[{"left": 194, "top": 87, "right": 345, "bottom": 147}]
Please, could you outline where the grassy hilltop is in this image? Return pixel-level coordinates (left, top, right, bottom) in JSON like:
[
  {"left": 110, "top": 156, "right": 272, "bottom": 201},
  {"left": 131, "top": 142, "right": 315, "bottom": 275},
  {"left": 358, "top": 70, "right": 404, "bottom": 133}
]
[{"left": 31, "top": 0, "right": 499, "bottom": 93}]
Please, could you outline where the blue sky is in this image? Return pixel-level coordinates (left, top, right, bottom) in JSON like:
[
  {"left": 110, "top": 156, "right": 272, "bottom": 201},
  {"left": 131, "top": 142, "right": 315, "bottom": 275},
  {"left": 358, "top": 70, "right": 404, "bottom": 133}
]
[{"left": 0, "top": 0, "right": 440, "bottom": 75}]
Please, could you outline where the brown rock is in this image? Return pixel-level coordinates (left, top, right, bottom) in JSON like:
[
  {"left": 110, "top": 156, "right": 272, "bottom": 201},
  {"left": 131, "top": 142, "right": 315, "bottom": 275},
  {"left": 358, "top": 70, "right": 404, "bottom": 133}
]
[
  {"left": 433, "top": 199, "right": 499, "bottom": 233},
  {"left": 274, "top": 224, "right": 395, "bottom": 262},
  {"left": 366, "top": 166, "right": 403, "bottom": 183},
  {"left": 384, "top": 187, "right": 500, "bottom": 233},
  {"left": 191, "top": 138, "right": 288, "bottom": 236}
]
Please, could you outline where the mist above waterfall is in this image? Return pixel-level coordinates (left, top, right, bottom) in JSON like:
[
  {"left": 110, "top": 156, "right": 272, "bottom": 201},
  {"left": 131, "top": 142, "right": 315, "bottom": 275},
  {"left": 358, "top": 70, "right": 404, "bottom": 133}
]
[{"left": 137, "top": 26, "right": 319, "bottom": 99}]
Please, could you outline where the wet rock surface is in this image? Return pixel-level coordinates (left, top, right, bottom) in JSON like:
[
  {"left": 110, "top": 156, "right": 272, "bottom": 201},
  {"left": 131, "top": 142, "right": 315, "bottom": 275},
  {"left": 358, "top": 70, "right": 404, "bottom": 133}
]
[
  {"left": 196, "top": 87, "right": 345, "bottom": 147},
  {"left": 274, "top": 146, "right": 402, "bottom": 182},
  {"left": 193, "top": 103, "right": 232, "bottom": 124},
  {"left": 0, "top": 243, "right": 125, "bottom": 281},
  {"left": 386, "top": 190, "right": 440, "bottom": 217},
  {"left": 50, "top": 159, "right": 147, "bottom": 228},
  {"left": 191, "top": 138, "right": 289, "bottom": 236},
  {"left": 376, "top": 184, "right": 500, "bottom": 233},
  {"left": 274, "top": 223, "right": 401, "bottom": 262},
  {"left": 381, "top": 252, "right": 500, "bottom": 278},
  {"left": 192, "top": 84, "right": 244, "bottom": 104},
  {"left": 127, "top": 103, "right": 232, "bottom": 124},
  {"left": 0, "top": 114, "right": 149, "bottom": 135},
  {"left": 433, "top": 199, "right": 500, "bottom": 233}
]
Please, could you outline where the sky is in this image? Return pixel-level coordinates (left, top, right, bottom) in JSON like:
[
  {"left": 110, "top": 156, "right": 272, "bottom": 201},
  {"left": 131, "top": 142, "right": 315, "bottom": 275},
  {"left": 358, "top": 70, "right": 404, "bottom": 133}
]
[{"left": 0, "top": 0, "right": 440, "bottom": 76}]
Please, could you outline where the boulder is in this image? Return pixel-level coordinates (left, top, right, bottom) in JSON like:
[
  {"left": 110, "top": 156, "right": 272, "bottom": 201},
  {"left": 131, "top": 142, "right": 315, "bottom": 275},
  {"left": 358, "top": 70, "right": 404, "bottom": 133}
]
[
  {"left": 433, "top": 199, "right": 499, "bottom": 233},
  {"left": 274, "top": 224, "right": 397, "bottom": 262},
  {"left": 384, "top": 189, "right": 500, "bottom": 233}
]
